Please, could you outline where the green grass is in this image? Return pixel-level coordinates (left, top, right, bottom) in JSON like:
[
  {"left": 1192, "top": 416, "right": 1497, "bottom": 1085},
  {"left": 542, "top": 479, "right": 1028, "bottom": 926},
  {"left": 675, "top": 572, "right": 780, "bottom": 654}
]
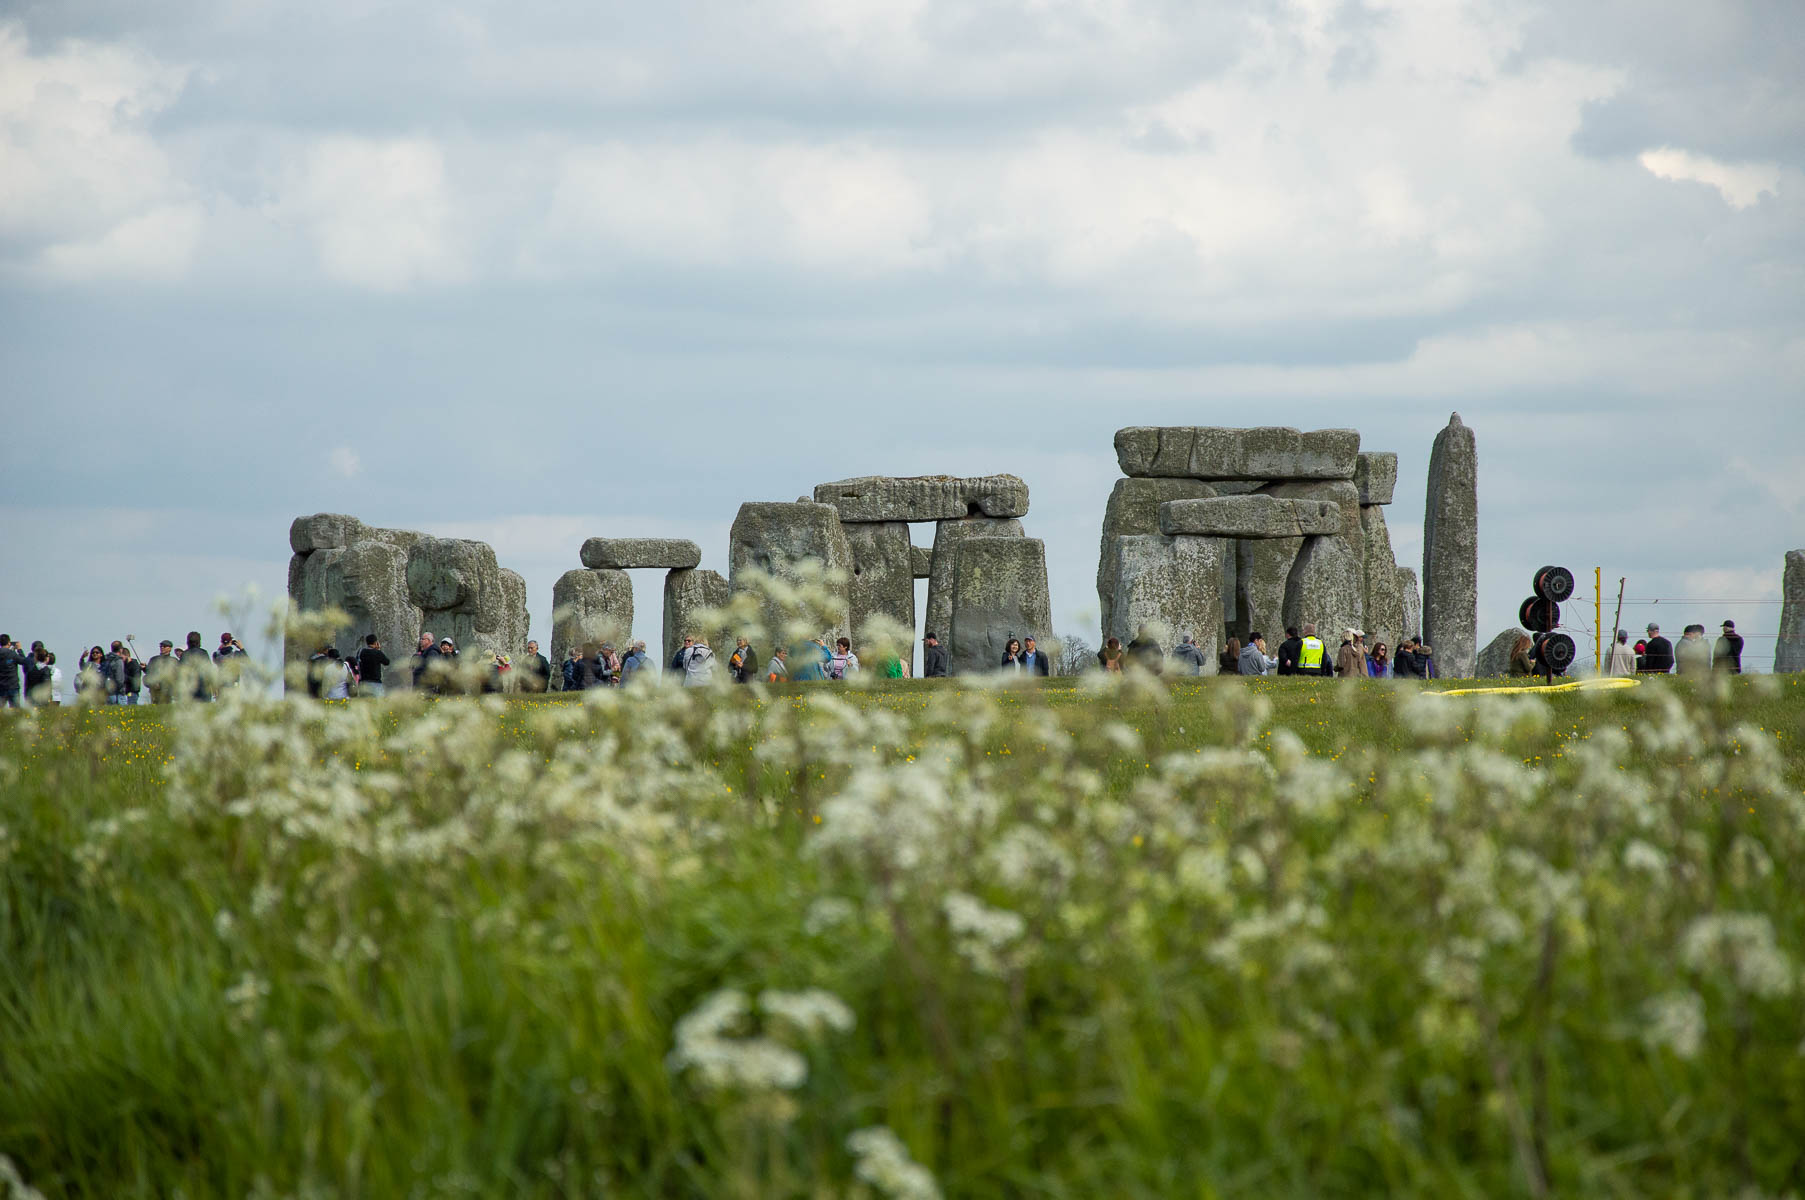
[{"left": 3, "top": 674, "right": 1804, "bottom": 1198}]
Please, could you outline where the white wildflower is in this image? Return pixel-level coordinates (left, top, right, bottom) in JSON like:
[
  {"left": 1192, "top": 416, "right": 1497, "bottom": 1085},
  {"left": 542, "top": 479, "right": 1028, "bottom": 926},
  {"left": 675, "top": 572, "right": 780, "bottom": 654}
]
[
  {"left": 665, "top": 989, "right": 809, "bottom": 1093},
  {"left": 803, "top": 896, "right": 857, "bottom": 935},
  {"left": 758, "top": 988, "right": 856, "bottom": 1040},
  {"left": 1622, "top": 840, "right": 1667, "bottom": 874},
  {"left": 0, "top": 1155, "right": 47, "bottom": 1200},
  {"left": 214, "top": 909, "right": 236, "bottom": 939},
  {"left": 942, "top": 891, "right": 1026, "bottom": 976},
  {"left": 224, "top": 971, "right": 270, "bottom": 1026},
  {"left": 1680, "top": 914, "right": 1796, "bottom": 998},
  {"left": 1642, "top": 990, "right": 1706, "bottom": 1060},
  {"left": 846, "top": 1126, "right": 941, "bottom": 1200}
]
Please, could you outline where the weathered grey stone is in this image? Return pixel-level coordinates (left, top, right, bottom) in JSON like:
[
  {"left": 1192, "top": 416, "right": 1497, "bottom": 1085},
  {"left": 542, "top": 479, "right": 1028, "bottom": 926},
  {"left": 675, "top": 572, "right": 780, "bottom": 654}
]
[
  {"left": 1354, "top": 452, "right": 1398, "bottom": 506},
  {"left": 926, "top": 516, "right": 1024, "bottom": 641},
  {"left": 285, "top": 532, "right": 425, "bottom": 677},
  {"left": 728, "top": 502, "right": 851, "bottom": 646},
  {"left": 948, "top": 537, "right": 1053, "bottom": 675},
  {"left": 579, "top": 537, "right": 702, "bottom": 571},
  {"left": 1235, "top": 537, "right": 1301, "bottom": 644},
  {"left": 1423, "top": 413, "right": 1479, "bottom": 678},
  {"left": 1283, "top": 534, "right": 1365, "bottom": 642},
  {"left": 813, "top": 475, "right": 1030, "bottom": 522},
  {"left": 289, "top": 513, "right": 363, "bottom": 554},
  {"left": 1477, "top": 627, "right": 1530, "bottom": 678},
  {"left": 499, "top": 569, "right": 530, "bottom": 662},
  {"left": 1399, "top": 567, "right": 1422, "bottom": 640},
  {"left": 845, "top": 522, "right": 915, "bottom": 646},
  {"left": 1098, "top": 479, "right": 1216, "bottom": 635},
  {"left": 1104, "top": 533, "right": 1224, "bottom": 671},
  {"left": 1114, "top": 427, "right": 1359, "bottom": 480},
  {"left": 1778, "top": 551, "right": 1805, "bottom": 673},
  {"left": 1160, "top": 495, "right": 1342, "bottom": 538},
  {"left": 1359, "top": 505, "right": 1405, "bottom": 652},
  {"left": 910, "top": 544, "right": 933, "bottom": 579},
  {"left": 551, "top": 568, "right": 633, "bottom": 682},
  {"left": 664, "top": 568, "right": 730, "bottom": 670},
  {"left": 405, "top": 537, "right": 529, "bottom": 659}
]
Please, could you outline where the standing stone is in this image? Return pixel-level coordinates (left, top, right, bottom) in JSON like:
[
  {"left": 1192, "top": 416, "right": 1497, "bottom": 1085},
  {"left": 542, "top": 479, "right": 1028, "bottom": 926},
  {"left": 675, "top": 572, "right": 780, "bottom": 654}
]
[
  {"left": 663, "top": 568, "right": 731, "bottom": 671},
  {"left": 813, "top": 475, "right": 1029, "bottom": 522},
  {"left": 1354, "top": 452, "right": 1398, "bottom": 506},
  {"left": 1114, "top": 427, "right": 1359, "bottom": 480},
  {"left": 1236, "top": 537, "right": 1302, "bottom": 645},
  {"left": 551, "top": 568, "right": 633, "bottom": 682},
  {"left": 1423, "top": 413, "right": 1479, "bottom": 678},
  {"left": 579, "top": 538, "right": 702, "bottom": 571},
  {"left": 407, "top": 537, "right": 523, "bottom": 658},
  {"left": 1399, "top": 567, "right": 1422, "bottom": 641},
  {"left": 289, "top": 513, "right": 364, "bottom": 554},
  {"left": 1263, "top": 480, "right": 1363, "bottom": 641},
  {"left": 1104, "top": 534, "right": 1224, "bottom": 672},
  {"left": 285, "top": 524, "right": 424, "bottom": 681},
  {"left": 844, "top": 521, "right": 916, "bottom": 646},
  {"left": 1098, "top": 479, "right": 1214, "bottom": 637},
  {"left": 926, "top": 516, "right": 1024, "bottom": 641},
  {"left": 499, "top": 569, "right": 530, "bottom": 656},
  {"left": 728, "top": 502, "right": 853, "bottom": 645},
  {"left": 1777, "top": 551, "right": 1805, "bottom": 673},
  {"left": 1359, "top": 506, "right": 1405, "bottom": 652},
  {"left": 1476, "top": 627, "right": 1529, "bottom": 678},
  {"left": 910, "top": 544, "right": 933, "bottom": 579},
  {"left": 948, "top": 537, "right": 1053, "bottom": 675}
]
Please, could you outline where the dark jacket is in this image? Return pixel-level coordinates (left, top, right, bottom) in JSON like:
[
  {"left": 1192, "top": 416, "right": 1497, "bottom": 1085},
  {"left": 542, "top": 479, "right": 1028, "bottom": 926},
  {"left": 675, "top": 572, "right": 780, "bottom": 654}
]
[
  {"left": 728, "top": 645, "right": 757, "bottom": 684},
  {"left": 1638, "top": 636, "right": 1674, "bottom": 674},
  {"left": 23, "top": 654, "right": 53, "bottom": 696},
  {"left": 144, "top": 652, "right": 177, "bottom": 701},
  {"left": 1393, "top": 646, "right": 1424, "bottom": 678},
  {"left": 1021, "top": 649, "right": 1050, "bottom": 676},
  {"left": 1713, "top": 633, "right": 1743, "bottom": 674},
  {"left": 356, "top": 647, "right": 390, "bottom": 685},
  {"left": 922, "top": 643, "right": 949, "bottom": 677},
  {"left": 413, "top": 647, "right": 440, "bottom": 686},
  {"left": 523, "top": 652, "right": 551, "bottom": 691},
  {"left": 0, "top": 646, "right": 24, "bottom": 696},
  {"left": 1126, "top": 638, "right": 1163, "bottom": 673},
  {"left": 1276, "top": 636, "right": 1302, "bottom": 676}
]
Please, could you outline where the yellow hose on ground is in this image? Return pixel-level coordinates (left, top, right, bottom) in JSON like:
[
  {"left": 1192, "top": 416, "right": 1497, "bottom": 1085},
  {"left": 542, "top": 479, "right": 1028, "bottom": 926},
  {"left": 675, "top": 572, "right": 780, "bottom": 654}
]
[{"left": 1431, "top": 676, "right": 1643, "bottom": 697}]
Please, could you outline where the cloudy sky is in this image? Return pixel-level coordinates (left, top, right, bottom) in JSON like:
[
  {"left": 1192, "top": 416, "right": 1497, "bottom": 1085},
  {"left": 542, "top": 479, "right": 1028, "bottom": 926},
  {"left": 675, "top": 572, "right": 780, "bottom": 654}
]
[{"left": 3, "top": 0, "right": 1800, "bottom": 672}]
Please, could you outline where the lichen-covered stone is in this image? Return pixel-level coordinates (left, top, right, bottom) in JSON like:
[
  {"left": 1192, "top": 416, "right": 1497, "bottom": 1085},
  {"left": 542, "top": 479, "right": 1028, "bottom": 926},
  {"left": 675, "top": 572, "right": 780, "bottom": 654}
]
[
  {"left": 1777, "top": 551, "right": 1805, "bottom": 673},
  {"left": 1104, "top": 534, "right": 1223, "bottom": 671},
  {"left": 1354, "top": 452, "right": 1398, "bottom": 506},
  {"left": 551, "top": 568, "right": 633, "bottom": 682},
  {"left": 813, "top": 475, "right": 1030, "bottom": 522},
  {"left": 1283, "top": 534, "right": 1365, "bottom": 642},
  {"left": 289, "top": 513, "right": 363, "bottom": 554},
  {"left": 579, "top": 537, "right": 702, "bottom": 571},
  {"left": 845, "top": 522, "right": 915, "bottom": 646},
  {"left": 1476, "top": 627, "right": 1529, "bottom": 678},
  {"left": 910, "top": 544, "right": 933, "bottom": 579},
  {"left": 1235, "top": 537, "right": 1302, "bottom": 644},
  {"left": 663, "top": 567, "right": 730, "bottom": 669},
  {"left": 1399, "top": 567, "right": 1422, "bottom": 640},
  {"left": 285, "top": 532, "right": 423, "bottom": 676},
  {"left": 927, "top": 516, "right": 1023, "bottom": 641},
  {"left": 1359, "top": 505, "right": 1405, "bottom": 652},
  {"left": 1114, "top": 427, "right": 1359, "bottom": 480},
  {"left": 406, "top": 537, "right": 497, "bottom": 613},
  {"left": 948, "top": 537, "right": 1052, "bottom": 675},
  {"left": 1159, "top": 495, "right": 1342, "bottom": 538},
  {"left": 1098, "top": 479, "right": 1216, "bottom": 635},
  {"left": 728, "top": 501, "right": 853, "bottom": 645},
  {"left": 1423, "top": 413, "right": 1479, "bottom": 677}
]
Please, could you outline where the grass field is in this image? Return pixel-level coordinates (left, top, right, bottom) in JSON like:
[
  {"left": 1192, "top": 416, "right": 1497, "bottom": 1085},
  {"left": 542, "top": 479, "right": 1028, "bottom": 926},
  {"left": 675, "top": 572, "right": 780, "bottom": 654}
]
[{"left": 3, "top": 673, "right": 1804, "bottom": 1198}]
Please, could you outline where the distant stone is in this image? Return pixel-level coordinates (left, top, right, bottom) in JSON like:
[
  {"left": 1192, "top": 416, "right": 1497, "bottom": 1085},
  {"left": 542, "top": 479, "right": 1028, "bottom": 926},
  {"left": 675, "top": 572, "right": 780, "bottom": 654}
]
[
  {"left": 1398, "top": 567, "right": 1422, "bottom": 640},
  {"left": 580, "top": 537, "right": 701, "bottom": 571},
  {"left": 948, "top": 537, "right": 1053, "bottom": 675},
  {"left": 728, "top": 501, "right": 852, "bottom": 646},
  {"left": 845, "top": 522, "right": 915, "bottom": 648},
  {"left": 910, "top": 544, "right": 933, "bottom": 579},
  {"left": 1235, "top": 538, "right": 1302, "bottom": 646},
  {"left": 927, "top": 516, "right": 1023, "bottom": 647},
  {"left": 407, "top": 537, "right": 528, "bottom": 657},
  {"left": 551, "top": 568, "right": 633, "bottom": 682},
  {"left": 1476, "top": 627, "right": 1529, "bottom": 678},
  {"left": 1423, "top": 413, "right": 1479, "bottom": 677},
  {"left": 1778, "top": 551, "right": 1805, "bottom": 673},
  {"left": 1359, "top": 506, "right": 1405, "bottom": 652},
  {"left": 1283, "top": 534, "right": 1365, "bottom": 643},
  {"left": 1103, "top": 534, "right": 1224, "bottom": 671},
  {"left": 289, "top": 513, "right": 363, "bottom": 554},
  {"left": 813, "top": 475, "right": 1030, "bottom": 522},
  {"left": 1114, "top": 427, "right": 1359, "bottom": 480},
  {"left": 1099, "top": 479, "right": 1216, "bottom": 634},
  {"left": 663, "top": 568, "right": 731, "bottom": 670},
  {"left": 1354, "top": 452, "right": 1398, "bottom": 506},
  {"left": 1159, "top": 495, "right": 1342, "bottom": 539}
]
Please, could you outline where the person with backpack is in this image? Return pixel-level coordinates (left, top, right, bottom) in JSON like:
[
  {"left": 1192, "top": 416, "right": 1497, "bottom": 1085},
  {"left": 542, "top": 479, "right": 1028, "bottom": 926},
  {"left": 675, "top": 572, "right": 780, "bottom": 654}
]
[
  {"left": 682, "top": 638, "right": 716, "bottom": 686},
  {"left": 619, "top": 641, "right": 649, "bottom": 687},
  {"left": 324, "top": 648, "right": 355, "bottom": 700},
  {"left": 827, "top": 637, "right": 859, "bottom": 680}
]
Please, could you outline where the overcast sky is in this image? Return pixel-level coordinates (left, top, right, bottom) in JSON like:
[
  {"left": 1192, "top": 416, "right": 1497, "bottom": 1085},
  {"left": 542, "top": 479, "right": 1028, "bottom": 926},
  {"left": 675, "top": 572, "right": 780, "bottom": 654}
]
[{"left": 3, "top": 0, "right": 1801, "bottom": 673}]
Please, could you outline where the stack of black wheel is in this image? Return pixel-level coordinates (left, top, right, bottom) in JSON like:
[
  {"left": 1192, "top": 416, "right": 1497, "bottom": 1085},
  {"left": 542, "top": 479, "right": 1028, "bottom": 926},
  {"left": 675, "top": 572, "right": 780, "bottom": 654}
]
[{"left": 1518, "top": 565, "right": 1576, "bottom": 680}]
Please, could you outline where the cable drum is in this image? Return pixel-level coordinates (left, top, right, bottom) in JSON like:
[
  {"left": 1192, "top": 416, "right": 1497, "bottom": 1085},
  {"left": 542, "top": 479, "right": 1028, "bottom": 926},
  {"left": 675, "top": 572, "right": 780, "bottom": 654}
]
[{"left": 1533, "top": 565, "right": 1575, "bottom": 603}]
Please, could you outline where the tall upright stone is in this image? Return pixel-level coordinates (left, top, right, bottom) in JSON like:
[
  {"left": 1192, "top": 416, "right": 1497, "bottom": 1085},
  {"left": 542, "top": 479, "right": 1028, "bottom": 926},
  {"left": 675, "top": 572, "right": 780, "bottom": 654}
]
[
  {"left": 663, "top": 568, "right": 731, "bottom": 670},
  {"left": 1236, "top": 538, "right": 1301, "bottom": 645},
  {"left": 1359, "top": 506, "right": 1405, "bottom": 651},
  {"left": 926, "top": 516, "right": 1024, "bottom": 641},
  {"left": 948, "top": 537, "right": 1053, "bottom": 675},
  {"left": 285, "top": 516, "right": 425, "bottom": 674},
  {"left": 1098, "top": 478, "right": 1215, "bottom": 637},
  {"left": 1777, "top": 550, "right": 1805, "bottom": 673},
  {"left": 1264, "top": 480, "right": 1363, "bottom": 641},
  {"left": 1104, "top": 534, "right": 1224, "bottom": 671},
  {"left": 1423, "top": 413, "right": 1479, "bottom": 677},
  {"left": 728, "top": 502, "right": 853, "bottom": 646},
  {"left": 844, "top": 521, "right": 916, "bottom": 645},
  {"left": 406, "top": 537, "right": 526, "bottom": 659},
  {"left": 1398, "top": 567, "right": 1422, "bottom": 641},
  {"left": 550, "top": 568, "right": 634, "bottom": 681}
]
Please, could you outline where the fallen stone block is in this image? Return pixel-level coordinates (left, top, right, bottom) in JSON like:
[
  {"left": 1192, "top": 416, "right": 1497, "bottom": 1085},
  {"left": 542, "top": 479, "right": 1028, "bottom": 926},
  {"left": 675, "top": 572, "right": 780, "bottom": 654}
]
[
  {"left": 1114, "top": 427, "right": 1359, "bottom": 480},
  {"left": 1159, "top": 495, "right": 1342, "bottom": 539},
  {"left": 813, "top": 475, "right": 1030, "bottom": 522},
  {"left": 580, "top": 537, "right": 702, "bottom": 571},
  {"left": 1476, "top": 627, "right": 1530, "bottom": 678}
]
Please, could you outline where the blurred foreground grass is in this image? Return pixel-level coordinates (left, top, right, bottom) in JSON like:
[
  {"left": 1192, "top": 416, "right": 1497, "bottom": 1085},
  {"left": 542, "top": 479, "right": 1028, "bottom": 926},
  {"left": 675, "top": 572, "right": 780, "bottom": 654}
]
[{"left": 3, "top": 673, "right": 1804, "bottom": 1198}]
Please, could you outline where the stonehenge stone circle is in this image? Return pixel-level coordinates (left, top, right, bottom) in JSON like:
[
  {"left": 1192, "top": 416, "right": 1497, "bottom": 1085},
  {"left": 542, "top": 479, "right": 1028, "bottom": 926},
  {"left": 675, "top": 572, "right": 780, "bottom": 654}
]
[
  {"left": 1476, "top": 627, "right": 1529, "bottom": 678},
  {"left": 1115, "top": 427, "right": 1359, "bottom": 481},
  {"left": 1423, "top": 413, "right": 1479, "bottom": 677},
  {"left": 550, "top": 568, "right": 633, "bottom": 679},
  {"left": 579, "top": 538, "right": 702, "bottom": 571},
  {"left": 728, "top": 501, "right": 853, "bottom": 645},
  {"left": 844, "top": 521, "right": 916, "bottom": 647},
  {"left": 1159, "top": 495, "right": 1342, "bottom": 539},
  {"left": 663, "top": 568, "right": 731, "bottom": 668},
  {"left": 1777, "top": 550, "right": 1805, "bottom": 673},
  {"left": 1354, "top": 452, "right": 1398, "bottom": 506},
  {"left": 947, "top": 536, "right": 1053, "bottom": 675},
  {"left": 814, "top": 475, "right": 1029, "bottom": 523},
  {"left": 1104, "top": 534, "right": 1224, "bottom": 669},
  {"left": 927, "top": 516, "right": 1024, "bottom": 642}
]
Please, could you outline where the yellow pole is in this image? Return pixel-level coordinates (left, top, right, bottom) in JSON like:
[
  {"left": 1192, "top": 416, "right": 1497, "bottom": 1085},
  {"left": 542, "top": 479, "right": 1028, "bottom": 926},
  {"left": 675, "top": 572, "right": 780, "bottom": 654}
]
[{"left": 1595, "top": 567, "right": 1602, "bottom": 674}]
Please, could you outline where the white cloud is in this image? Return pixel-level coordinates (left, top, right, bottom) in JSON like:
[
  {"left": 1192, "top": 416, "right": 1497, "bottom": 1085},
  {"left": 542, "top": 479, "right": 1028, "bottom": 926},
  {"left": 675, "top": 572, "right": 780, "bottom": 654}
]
[
  {"left": 326, "top": 446, "right": 362, "bottom": 478},
  {"left": 275, "top": 137, "right": 466, "bottom": 290},
  {"left": 1638, "top": 146, "right": 1784, "bottom": 209}
]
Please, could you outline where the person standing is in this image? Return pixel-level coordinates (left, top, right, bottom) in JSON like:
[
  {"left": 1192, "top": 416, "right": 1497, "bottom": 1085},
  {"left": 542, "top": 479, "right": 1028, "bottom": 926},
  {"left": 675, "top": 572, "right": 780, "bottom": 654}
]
[
  {"left": 412, "top": 632, "right": 439, "bottom": 688},
  {"left": 1367, "top": 641, "right": 1390, "bottom": 677},
  {"left": 1126, "top": 626, "right": 1164, "bottom": 674},
  {"left": 1211, "top": 636, "right": 1236, "bottom": 676},
  {"left": 23, "top": 645, "right": 55, "bottom": 705},
  {"left": 144, "top": 639, "right": 178, "bottom": 703},
  {"left": 1335, "top": 630, "right": 1364, "bottom": 678},
  {"left": 1713, "top": 620, "right": 1744, "bottom": 674},
  {"left": 1238, "top": 632, "right": 1271, "bottom": 676},
  {"left": 1168, "top": 632, "right": 1204, "bottom": 674},
  {"left": 670, "top": 636, "right": 693, "bottom": 674},
  {"left": 1675, "top": 624, "right": 1712, "bottom": 676},
  {"left": 356, "top": 635, "right": 391, "bottom": 697},
  {"left": 765, "top": 647, "right": 789, "bottom": 683},
  {"left": 828, "top": 637, "right": 859, "bottom": 679},
  {"left": 213, "top": 632, "right": 248, "bottom": 689},
  {"left": 921, "top": 633, "right": 949, "bottom": 678},
  {"left": 1508, "top": 635, "right": 1535, "bottom": 677},
  {"left": 1638, "top": 623, "right": 1674, "bottom": 674},
  {"left": 118, "top": 644, "right": 143, "bottom": 705},
  {"left": 1607, "top": 631, "right": 1637, "bottom": 677},
  {"left": 181, "top": 632, "right": 214, "bottom": 701},
  {"left": 1098, "top": 637, "right": 1125, "bottom": 673},
  {"left": 0, "top": 635, "right": 25, "bottom": 709},
  {"left": 682, "top": 638, "right": 716, "bottom": 686},
  {"left": 1021, "top": 637, "right": 1051, "bottom": 676},
  {"left": 1276, "top": 627, "right": 1302, "bottom": 676},
  {"left": 1297, "top": 624, "right": 1330, "bottom": 677},
  {"left": 729, "top": 637, "right": 756, "bottom": 684}
]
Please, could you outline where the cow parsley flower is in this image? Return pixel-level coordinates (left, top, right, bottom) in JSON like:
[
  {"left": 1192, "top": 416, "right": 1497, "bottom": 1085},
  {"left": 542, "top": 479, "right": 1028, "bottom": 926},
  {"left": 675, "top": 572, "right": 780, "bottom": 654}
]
[
  {"left": 846, "top": 1126, "right": 941, "bottom": 1200},
  {"left": 942, "top": 891, "right": 1026, "bottom": 976},
  {"left": 758, "top": 989, "right": 855, "bottom": 1040},
  {"left": 1641, "top": 990, "right": 1706, "bottom": 1060},
  {"left": 1680, "top": 914, "right": 1796, "bottom": 998}
]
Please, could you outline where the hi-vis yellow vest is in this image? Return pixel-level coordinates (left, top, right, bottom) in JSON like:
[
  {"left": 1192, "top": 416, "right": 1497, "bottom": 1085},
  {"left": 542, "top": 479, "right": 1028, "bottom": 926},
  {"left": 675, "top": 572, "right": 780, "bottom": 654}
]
[{"left": 1299, "top": 637, "right": 1326, "bottom": 669}]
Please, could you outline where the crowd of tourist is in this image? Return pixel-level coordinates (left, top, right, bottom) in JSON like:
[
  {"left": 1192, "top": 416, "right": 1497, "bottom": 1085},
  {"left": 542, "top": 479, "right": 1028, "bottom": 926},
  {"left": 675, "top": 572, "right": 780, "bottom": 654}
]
[
  {"left": 1098, "top": 623, "right": 1436, "bottom": 678},
  {"left": 0, "top": 631, "right": 250, "bottom": 707},
  {"left": 1603, "top": 621, "right": 1743, "bottom": 676}
]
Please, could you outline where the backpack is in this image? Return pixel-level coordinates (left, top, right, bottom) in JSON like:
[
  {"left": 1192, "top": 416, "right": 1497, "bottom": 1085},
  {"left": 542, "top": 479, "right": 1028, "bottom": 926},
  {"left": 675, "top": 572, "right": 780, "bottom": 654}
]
[{"left": 827, "top": 654, "right": 847, "bottom": 680}]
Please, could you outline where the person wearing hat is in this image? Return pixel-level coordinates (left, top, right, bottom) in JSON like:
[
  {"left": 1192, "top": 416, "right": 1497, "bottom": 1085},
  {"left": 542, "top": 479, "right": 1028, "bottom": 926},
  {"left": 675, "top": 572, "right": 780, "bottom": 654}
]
[
  {"left": 1607, "top": 629, "right": 1637, "bottom": 677},
  {"left": 1335, "top": 629, "right": 1366, "bottom": 678},
  {"left": 1638, "top": 623, "right": 1674, "bottom": 674},
  {"left": 144, "top": 638, "right": 179, "bottom": 703},
  {"left": 1713, "top": 620, "right": 1744, "bottom": 674},
  {"left": 1674, "top": 624, "right": 1712, "bottom": 676}
]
